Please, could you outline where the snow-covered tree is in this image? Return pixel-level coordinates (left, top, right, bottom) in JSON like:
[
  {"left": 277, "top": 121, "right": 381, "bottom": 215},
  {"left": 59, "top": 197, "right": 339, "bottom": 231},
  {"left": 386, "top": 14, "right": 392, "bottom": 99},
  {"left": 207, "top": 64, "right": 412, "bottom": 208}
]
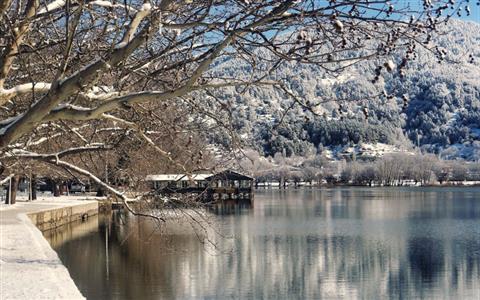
[{"left": 0, "top": 0, "right": 469, "bottom": 206}]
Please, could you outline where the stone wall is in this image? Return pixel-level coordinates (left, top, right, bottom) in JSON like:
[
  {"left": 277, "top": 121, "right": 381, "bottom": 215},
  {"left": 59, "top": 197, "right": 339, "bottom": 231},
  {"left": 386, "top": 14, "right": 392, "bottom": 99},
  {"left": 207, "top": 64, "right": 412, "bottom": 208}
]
[{"left": 28, "top": 202, "right": 98, "bottom": 231}]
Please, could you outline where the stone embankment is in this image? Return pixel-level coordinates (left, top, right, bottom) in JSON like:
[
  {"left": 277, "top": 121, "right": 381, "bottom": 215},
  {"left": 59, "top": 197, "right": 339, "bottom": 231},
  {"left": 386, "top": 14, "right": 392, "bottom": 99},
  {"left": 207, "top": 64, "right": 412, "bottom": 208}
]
[{"left": 0, "top": 197, "right": 100, "bottom": 299}]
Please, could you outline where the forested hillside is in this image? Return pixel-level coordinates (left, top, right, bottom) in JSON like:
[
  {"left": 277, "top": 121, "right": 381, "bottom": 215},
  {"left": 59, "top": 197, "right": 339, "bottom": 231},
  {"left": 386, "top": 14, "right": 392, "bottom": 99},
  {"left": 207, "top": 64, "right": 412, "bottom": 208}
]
[{"left": 210, "top": 20, "right": 480, "bottom": 160}]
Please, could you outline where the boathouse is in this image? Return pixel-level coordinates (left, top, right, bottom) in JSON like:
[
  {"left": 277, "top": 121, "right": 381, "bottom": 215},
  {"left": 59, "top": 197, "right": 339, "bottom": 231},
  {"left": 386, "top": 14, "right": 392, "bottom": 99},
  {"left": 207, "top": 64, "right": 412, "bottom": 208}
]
[
  {"left": 146, "top": 173, "right": 211, "bottom": 191},
  {"left": 146, "top": 170, "right": 254, "bottom": 201}
]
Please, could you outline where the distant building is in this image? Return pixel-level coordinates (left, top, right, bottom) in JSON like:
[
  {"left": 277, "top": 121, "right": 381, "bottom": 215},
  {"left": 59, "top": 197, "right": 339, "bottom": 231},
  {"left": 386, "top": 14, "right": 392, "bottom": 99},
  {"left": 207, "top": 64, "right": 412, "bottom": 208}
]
[
  {"left": 146, "top": 170, "right": 254, "bottom": 201},
  {"left": 146, "top": 173, "right": 211, "bottom": 190}
]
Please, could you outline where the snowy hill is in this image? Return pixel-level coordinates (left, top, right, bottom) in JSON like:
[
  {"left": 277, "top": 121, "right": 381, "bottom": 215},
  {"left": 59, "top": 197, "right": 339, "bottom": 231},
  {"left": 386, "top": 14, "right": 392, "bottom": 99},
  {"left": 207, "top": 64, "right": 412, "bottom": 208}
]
[{"left": 208, "top": 20, "right": 480, "bottom": 160}]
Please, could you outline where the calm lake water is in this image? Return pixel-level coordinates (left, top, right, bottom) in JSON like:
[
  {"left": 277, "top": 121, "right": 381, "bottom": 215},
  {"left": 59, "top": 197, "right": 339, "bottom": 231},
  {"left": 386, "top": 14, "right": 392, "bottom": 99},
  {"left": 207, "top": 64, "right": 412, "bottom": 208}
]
[{"left": 44, "top": 187, "right": 480, "bottom": 299}]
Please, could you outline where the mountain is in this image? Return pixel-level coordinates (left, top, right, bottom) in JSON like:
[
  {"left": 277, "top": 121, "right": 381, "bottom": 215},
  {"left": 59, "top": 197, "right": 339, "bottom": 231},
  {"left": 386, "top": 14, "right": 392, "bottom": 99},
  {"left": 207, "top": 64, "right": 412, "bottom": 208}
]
[{"left": 208, "top": 20, "right": 480, "bottom": 161}]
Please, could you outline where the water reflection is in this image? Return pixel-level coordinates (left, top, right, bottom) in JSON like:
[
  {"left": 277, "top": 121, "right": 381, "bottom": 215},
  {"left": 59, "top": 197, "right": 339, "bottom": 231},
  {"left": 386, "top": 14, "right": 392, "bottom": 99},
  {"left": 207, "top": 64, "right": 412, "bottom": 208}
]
[
  {"left": 208, "top": 199, "right": 253, "bottom": 215},
  {"left": 44, "top": 187, "right": 480, "bottom": 299}
]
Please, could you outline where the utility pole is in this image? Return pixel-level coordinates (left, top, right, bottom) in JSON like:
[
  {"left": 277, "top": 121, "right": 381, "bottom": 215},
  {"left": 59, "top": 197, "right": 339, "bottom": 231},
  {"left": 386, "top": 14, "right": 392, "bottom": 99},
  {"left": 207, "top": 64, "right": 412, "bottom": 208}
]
[
  {"left": 105, "top": 152, "right": 109, "bottom": 184},
  {"left": 105, "top": 162, "right": 108, "bottom": 184},
  {"left": 6, "top": 176, "right": 11, "bottom": 204},
  {"left": 105, "top": 226, "right": 109, "bottom": 280},
  {"left": 28, "top": 171, "right": 32, "bottom": 201}
]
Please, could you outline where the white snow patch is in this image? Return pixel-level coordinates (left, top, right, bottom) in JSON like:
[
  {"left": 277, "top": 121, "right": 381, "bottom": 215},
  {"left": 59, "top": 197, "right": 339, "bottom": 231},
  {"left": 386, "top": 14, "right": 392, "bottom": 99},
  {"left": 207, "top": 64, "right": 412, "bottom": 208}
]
[
  {"left": 318, "top": 73, "right": 354, "bottom": 86},
  {"left": 0, "top": 197, "right": 102, "bottom": 299}
]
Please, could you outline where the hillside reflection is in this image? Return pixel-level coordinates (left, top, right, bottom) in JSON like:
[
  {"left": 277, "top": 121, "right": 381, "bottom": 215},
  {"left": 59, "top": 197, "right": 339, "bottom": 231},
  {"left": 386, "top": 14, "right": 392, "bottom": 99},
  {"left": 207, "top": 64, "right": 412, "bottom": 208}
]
[{"left": 45, "top": 187, "right": 480, "bottom": 299}]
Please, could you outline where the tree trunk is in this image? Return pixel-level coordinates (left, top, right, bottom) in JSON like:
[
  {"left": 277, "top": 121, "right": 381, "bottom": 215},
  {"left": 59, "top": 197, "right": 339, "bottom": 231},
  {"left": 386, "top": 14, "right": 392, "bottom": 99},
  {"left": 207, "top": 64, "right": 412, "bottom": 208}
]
[
  {"left": 8, "top": 175, "right": 19, "bottom": 204},
  {"left": 96, "top": 188, "right": 106, "bottom": 197},
  {"left": 30, "top": 174, "right": 37, "bottom": 200},
  {"left": 53, "top": 180, "right": 60, "bottom": 197},
  {"left": 60, "top": 183, "right": 66, "bottom": 195}
]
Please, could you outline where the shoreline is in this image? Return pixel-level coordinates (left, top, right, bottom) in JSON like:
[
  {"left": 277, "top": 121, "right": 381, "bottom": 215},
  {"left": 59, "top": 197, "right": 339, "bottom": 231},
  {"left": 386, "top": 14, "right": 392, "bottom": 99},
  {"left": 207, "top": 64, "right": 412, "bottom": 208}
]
[
  {"left": 255, "top": 182, "right": 480, "bottom": 189},
  {"left": 0, "top": 197, "right": 100, "bottom": 299}
]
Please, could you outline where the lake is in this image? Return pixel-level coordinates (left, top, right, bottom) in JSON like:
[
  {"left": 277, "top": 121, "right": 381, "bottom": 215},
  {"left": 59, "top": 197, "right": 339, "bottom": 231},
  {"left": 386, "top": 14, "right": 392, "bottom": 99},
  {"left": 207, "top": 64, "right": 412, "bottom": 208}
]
[{"left": 44, "top": 187, "right": 480, "bottom": 299}]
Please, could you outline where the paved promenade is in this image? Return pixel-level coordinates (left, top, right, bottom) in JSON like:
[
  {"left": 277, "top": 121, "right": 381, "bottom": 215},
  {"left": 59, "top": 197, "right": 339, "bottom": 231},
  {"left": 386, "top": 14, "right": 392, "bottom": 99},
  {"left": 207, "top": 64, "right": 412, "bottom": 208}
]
[{"left": 0, "top": 197, "right": 99, "bottom": 299}]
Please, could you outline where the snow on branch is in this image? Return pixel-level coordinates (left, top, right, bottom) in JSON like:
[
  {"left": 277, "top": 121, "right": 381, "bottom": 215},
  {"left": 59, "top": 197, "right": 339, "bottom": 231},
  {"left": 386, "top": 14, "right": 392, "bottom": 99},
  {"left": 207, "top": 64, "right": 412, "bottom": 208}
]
[
  {"left": 87, "top": 0, "right": 138, "bottom": 14},
  {"left": 0, "top": 174, "right": 15, "bottom": 185},
  {"left": 0, "top": 9, "right": 156, "bottom": 147},
  {"left": 38, "top": 0, "right": 67, "bottom": 14},
  {"left": 116, "top": 2, "right": 152, "bottom": 49},
  {"left": 0, "top": 83, "right": 52, "bottom": 105},
  {"left": 54, "top": 158, "right": 165, "bottom": 221},
  {"left": 42, "top": 79, "right": 276, "bottom": 123},
  {"left": 9, "top": 144, "right": 111, "bottom": 159},
  {"left": 38, "top": 0, "right": 139, "bottom": 15}
]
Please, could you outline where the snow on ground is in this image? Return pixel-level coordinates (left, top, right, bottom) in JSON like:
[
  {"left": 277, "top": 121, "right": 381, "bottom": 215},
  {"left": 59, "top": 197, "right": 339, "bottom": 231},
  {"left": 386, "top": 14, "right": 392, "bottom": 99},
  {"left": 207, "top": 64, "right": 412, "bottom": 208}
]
[
  {"left": 328, "top": 143, "right": 412, "bottom": 160},
  {"left": 0, "top": 197, "right": 101, "bottom": 299},
  {"left": 0, "top": 203, "right": 17, "bottom": 211},
  {"left": 355, "top": 143, "right": 411, "bottom": 157}
]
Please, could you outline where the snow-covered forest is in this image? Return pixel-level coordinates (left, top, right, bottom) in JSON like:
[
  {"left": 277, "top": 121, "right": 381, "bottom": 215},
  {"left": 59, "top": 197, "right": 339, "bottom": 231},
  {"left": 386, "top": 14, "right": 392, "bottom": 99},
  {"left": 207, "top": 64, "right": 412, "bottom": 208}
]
[{"left": 211, "top": 20, "right": 480, "bottom": 161}]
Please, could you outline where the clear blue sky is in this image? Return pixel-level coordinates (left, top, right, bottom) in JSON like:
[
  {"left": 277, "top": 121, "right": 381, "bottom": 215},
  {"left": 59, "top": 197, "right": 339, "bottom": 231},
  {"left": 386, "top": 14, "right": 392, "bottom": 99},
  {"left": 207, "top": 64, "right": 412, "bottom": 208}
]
[
  {"left": 332, "top": 0, "right": 480, "bottom": 23},
  {"left": 465, "top": 6, "right": 480, "bottom": 23},
  {"left": 457, "top": 2, "right": 480, "bottom": 22}
]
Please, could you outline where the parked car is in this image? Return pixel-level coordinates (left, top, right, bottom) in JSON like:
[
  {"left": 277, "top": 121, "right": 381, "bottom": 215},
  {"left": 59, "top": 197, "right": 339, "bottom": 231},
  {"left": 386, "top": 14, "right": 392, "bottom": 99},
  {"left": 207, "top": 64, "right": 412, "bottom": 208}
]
[
  {"left": 36, "top": 180, "right": 51, "bottom": 192},
  {"left": 70, "top": 183, "right": 86, "bottom": 193}
]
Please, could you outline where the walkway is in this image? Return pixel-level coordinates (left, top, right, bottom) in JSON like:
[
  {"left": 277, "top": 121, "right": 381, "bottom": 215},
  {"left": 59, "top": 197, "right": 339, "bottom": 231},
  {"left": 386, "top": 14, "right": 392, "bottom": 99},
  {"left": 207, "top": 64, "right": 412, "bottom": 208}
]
[{"left": 0, "top": 197, "right": 99, "bottom": 299}]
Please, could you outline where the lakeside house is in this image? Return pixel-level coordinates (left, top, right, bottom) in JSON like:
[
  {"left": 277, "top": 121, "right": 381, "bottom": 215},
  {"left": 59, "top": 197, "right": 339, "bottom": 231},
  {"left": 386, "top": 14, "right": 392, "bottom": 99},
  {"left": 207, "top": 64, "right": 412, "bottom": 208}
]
[
  {"left": 146, "top": 170, "right": 255, "bottom": 201},
  {"left": 146, "top": 173, "right": 212, "bottom": 190}
]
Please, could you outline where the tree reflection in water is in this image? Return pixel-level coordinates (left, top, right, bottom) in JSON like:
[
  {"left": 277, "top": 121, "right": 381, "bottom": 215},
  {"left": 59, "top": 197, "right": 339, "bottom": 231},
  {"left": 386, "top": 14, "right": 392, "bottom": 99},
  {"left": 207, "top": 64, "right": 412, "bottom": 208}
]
[{"left": 45, "top": 187, "right": 480, "bottom": 299}]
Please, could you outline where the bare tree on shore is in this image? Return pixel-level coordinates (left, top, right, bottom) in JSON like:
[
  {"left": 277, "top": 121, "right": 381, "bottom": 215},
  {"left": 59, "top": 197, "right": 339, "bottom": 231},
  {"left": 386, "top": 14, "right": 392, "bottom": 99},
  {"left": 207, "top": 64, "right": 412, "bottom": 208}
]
[{"left": 0, "top": 0, "right": 469, "bottom": 210}]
